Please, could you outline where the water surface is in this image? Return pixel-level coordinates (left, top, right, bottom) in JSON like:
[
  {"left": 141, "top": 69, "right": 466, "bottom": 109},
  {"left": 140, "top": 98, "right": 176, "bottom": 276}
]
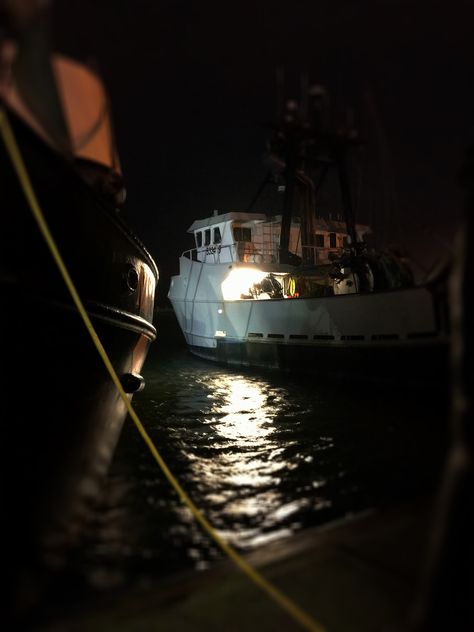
[{"left": 70, "top": 311, "right": 449, "bottom": 595}]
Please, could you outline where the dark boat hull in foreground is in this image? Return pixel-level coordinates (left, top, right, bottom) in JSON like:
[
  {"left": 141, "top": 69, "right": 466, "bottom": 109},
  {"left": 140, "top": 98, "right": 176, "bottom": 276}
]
[{"left": 1, "top": 110, "right": 158, "bottom": 612}]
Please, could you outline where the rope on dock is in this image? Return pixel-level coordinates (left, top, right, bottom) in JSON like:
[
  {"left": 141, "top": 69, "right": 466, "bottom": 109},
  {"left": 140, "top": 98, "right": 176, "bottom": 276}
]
[{"left": 0, "top": 108, "right": 326, "bottom": 632}]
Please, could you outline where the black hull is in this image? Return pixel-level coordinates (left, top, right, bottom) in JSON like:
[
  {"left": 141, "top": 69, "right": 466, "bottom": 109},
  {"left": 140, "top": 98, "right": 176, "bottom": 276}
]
[
  {"left": 1, "top": 110, "right": 158, "bottom": 613},
  {"left": 190, "top": 338, "right": 450, "bottom": 388}
]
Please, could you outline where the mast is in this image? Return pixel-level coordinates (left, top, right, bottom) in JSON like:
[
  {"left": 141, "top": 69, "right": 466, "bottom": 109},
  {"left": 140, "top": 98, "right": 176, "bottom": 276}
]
[
  {"left": 279, "top": 120, "right": 299, "bottom": 264},
  {"left": 337, "top": 146, "right": 359, "bottom": 250},
  {"left": 268, "top": 77, "right": 365, "bottom": 264},
  {"left": 307, "top": 83, "right": 362, "bottom": 255}
]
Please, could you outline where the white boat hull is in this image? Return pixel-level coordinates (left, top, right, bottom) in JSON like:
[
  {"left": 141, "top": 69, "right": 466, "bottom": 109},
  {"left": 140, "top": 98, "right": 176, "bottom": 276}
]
[{"left": 168, "top": 257, "right": 449, "bottom": 382}]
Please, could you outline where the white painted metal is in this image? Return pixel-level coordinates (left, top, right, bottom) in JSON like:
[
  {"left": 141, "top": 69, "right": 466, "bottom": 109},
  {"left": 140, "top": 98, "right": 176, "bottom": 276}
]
[
  {"left": 169, "top": 257, "right": 439, "bottom": 351},
  {"left": 168, "top": 212, "right": 445, "bottom": 364}
]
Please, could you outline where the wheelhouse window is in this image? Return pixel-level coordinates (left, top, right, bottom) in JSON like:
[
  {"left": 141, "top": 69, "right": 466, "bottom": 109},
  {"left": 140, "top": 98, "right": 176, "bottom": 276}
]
[
  {"left": 204, "top": 229, "right": 211, "bottom": 246},
  {"left": 196, "top": 231, "right": 202, "bottom": 247},
  {"left": 315, "top": 234, "right": 325, "bottom": 247},
  {"left": 233, "top": 226, "right": 252, "bottom": 242},
  {"left": 329, "top": 232, "right": 337, "bottom": 248},
  {"left": 213, "top": 227, "right": 222, "bottom": 244}
]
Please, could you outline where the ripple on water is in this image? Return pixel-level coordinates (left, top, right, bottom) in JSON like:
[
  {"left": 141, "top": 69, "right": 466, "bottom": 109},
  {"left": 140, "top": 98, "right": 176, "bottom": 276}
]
[{"left": 75, "top": 351, "right": 448, "bottom": 589}]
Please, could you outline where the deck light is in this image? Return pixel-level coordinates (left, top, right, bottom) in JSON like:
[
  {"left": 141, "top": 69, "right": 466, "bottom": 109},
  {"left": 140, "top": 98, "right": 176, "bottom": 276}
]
[{"left": 221, "top": 267, "right": 267, "bottom": 300}]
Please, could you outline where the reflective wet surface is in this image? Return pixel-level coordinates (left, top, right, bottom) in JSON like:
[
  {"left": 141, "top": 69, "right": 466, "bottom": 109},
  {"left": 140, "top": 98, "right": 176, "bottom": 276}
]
[{"left": 65, "top": 312, "right": 449, "bottom": 598}]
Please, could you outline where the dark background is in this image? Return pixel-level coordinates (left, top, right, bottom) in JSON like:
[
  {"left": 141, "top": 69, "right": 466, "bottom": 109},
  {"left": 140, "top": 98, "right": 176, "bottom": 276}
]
[{"left": 51, "top": 0, "right": 474, "bottom": 304}]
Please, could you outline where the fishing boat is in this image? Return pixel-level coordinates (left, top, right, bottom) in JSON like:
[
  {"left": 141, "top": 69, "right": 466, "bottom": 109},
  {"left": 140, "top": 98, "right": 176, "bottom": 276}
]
[
  {"left": 1, "top": 4, "right": 158, "bottom": 614},
  {"left": 168, "top": 86, "right": 450, "bottom": 383}
]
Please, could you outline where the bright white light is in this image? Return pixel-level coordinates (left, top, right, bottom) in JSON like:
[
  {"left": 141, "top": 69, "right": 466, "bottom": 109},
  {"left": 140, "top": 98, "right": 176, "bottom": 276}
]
[
  {"left": 221, "top": 267, "right": 267, "bottom": 300},
  {"left": 217, "top": 378, "right": 270, "bottom": 439}
]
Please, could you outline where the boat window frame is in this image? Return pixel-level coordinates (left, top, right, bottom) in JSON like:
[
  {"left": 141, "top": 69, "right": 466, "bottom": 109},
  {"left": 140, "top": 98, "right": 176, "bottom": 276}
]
[
  {"left": 213, "top": 227, "right": 222, "bottom": 244},
  {"left": 315, "top": 233, "right": 325, "bottom": 248},
  {"left": 204, "top": 229, "right": 211, "bottom": 246},
  {"left": 196, "top": 231, "right": 203, "bottom": 247},
  {"left": 329, "top": 232, "right": 337, "bottom": 248},
  {"left": 233, "top": 226, "right": 252, "bottom": 242}
]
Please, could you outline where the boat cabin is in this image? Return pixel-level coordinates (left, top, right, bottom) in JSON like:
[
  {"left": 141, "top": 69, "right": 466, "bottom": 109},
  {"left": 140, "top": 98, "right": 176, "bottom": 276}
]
[
  {"left": 188, "top": 211, "right": 270, "bottom": 264},
  {"left": 187, "top": 210, "right": 370, "bottom": 265}
]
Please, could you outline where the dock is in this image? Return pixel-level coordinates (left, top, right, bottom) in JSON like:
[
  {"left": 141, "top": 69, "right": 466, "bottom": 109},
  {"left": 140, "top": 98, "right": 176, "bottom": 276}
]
[{"left": 36, "top": 493, "right": 437, "bottom": 631}]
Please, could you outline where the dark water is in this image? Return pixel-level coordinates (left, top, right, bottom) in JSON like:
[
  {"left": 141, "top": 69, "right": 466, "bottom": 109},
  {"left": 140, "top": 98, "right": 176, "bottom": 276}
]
[{"left": 50, "top": 310, "right": 450, "bottom": 611}]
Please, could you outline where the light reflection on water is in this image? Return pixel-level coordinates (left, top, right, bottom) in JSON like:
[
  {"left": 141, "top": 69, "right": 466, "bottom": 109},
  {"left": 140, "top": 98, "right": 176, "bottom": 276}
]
[
  {"left": 75, "top": 336, "right": 448, "bottom": 592},
  {"left": 187, "top": 373, "right": 316, "bottom": 549}
]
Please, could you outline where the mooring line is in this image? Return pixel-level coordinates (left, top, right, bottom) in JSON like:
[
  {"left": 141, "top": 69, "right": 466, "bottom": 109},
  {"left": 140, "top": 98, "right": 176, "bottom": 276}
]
[{"left": 0, "top": 108, "right": 326, "bottom": 632}]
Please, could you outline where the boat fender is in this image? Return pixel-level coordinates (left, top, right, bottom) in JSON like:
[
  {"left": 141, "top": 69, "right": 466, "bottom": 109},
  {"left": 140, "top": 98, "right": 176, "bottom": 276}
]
[
  {"left": 120, "top": 372, "right": 145, "bottom": 393},
  {"left": 288, "top": 277, "right": 296, "bottom": 297}
]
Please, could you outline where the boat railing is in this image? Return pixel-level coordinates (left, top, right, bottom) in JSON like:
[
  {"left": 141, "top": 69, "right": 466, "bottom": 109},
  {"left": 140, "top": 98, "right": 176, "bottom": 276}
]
[
  {"left": 182, "top": 241, "right": 279, "bottom": 264},
  {"left": 181, "top": 244, "right": 233, "bottom": 263}
]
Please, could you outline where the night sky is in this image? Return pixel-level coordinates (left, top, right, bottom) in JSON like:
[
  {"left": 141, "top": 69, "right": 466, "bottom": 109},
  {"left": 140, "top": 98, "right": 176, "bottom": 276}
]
[{"left": 51, "top": 0, "right": 474, "bottom": 304}]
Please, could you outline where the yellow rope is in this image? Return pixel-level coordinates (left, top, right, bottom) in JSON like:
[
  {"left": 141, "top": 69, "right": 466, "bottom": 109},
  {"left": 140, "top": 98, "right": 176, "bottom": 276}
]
[{"left": 0, "top": 107, "right": 326, "bottom": 632}]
